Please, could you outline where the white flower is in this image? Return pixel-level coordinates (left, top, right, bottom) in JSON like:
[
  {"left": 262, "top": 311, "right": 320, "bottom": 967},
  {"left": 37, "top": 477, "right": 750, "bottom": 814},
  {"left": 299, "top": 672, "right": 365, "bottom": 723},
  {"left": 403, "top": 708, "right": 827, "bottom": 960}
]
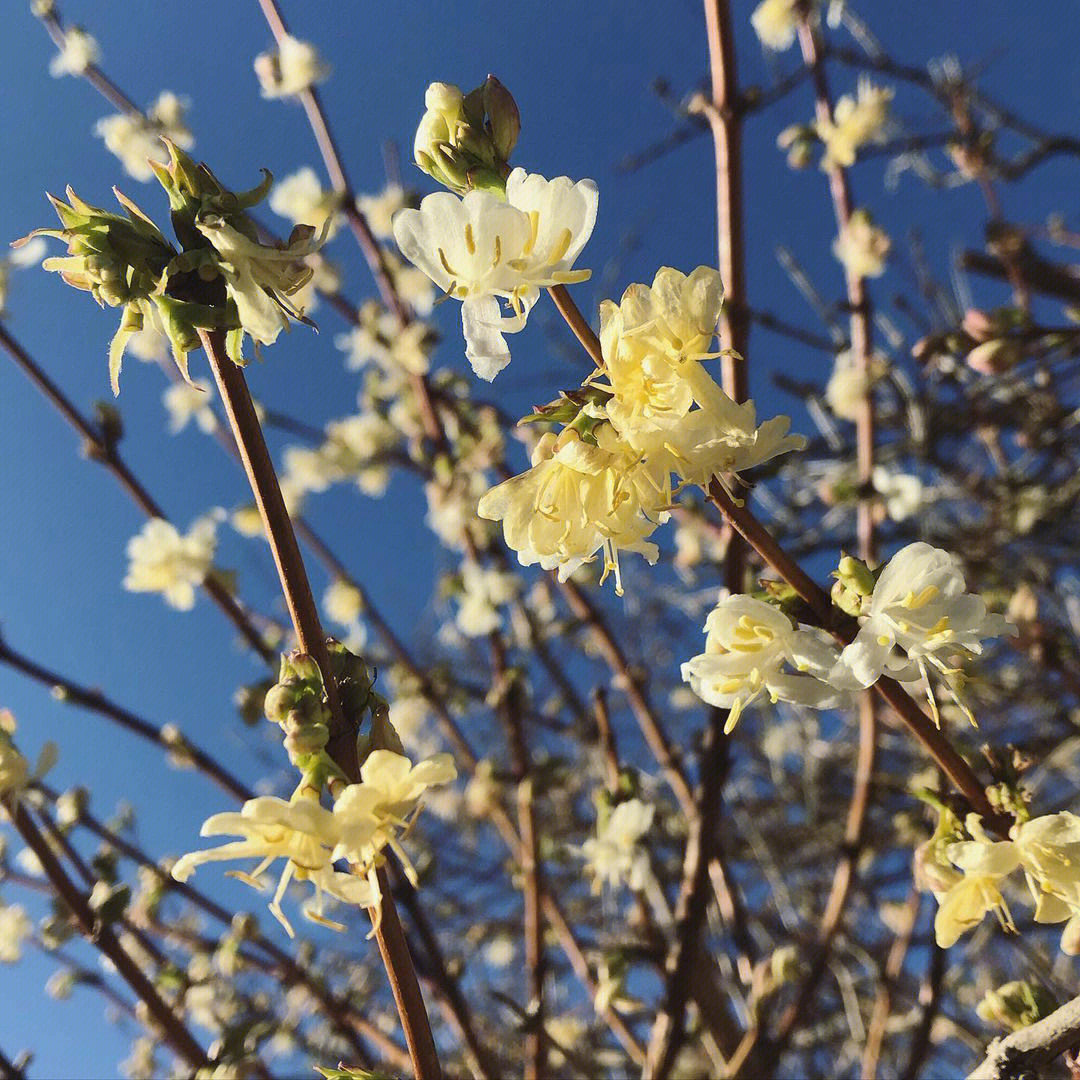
[
  {"left": 283, "top": 445, "right": 338, "bottom": 494},
  {"left": 392, "top": 168, "right": 598, "bottom": 380},
  {"left": 478, "top": 427, "right": 671, "bottom": 595},
  {"left": 49, "top": 26, "right": 99, "bottom": 78},
  {"left": 816, "top": 78, "right": 893, "bottom": 169},
  {"left": 1011, "top": 812, "right": 1080, "bottom": 951},
  {"left": 872, "top": 465, "right": 923, "bottom": 521},
  {"left": 0, "top": 903, "right": 31, "bottom": 963},
  {"left": 751, "top": 0, "right": 801, "bottom": 50},
  {"left": 269, "top": 167, "right": 341, "bottom": 237},
  {"left": 383, "top": 250, "right": 438, "bottom": 316},
  {"left": 831, "top": 543, "right": 1017, "bottom": 718},
  {"left": 95, "top": 92, "right": 193, "bottom": 183},
  {"left": 254, "top": 35, "right": 330, "bottom": 99},
  {"left": 172, "top": 794, "right": 341, "bottom": 937},
  {"left": 357, "top": 184, "right": 409, "bottom": 241},
  {"left": 933, "top": 823, "right": 1020, "bottom": 948},
  {"left": 580, "top": 799, "right": 655, "bottom": 892},
  {"left": 163, "top": 379, "right": 216, "bottom": 435},
  {"left": 833, "top": 210, "right": 890, "bottom": 279},
  {"left": 456, "top": 560, "right": 520, "bottom": 638},
  {"left": 123, "top": 515, "right": 218, "bottom": 611},
  {"left": 682, "top": 595, "right": 843, "bottom": 732},
  {"left": 125, "top": 324, "right": 170, "bottom": 363},
  {"left": 825, "top": 349, "right": 885, "bottom": 421},
  {"left": 323, "top": 579, "right": 364, "bottom": 627},
  {"left": 195, "top": 217, "right": 326, "bottom": 347}
]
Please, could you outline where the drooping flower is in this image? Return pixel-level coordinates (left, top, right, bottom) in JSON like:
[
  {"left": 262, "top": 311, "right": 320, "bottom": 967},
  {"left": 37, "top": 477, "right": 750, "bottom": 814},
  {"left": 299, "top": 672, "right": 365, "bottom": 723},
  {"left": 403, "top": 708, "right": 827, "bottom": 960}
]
[
  {"left": 816, "top": 78, "right": 893, "bottom": 169},
  {"left": 194, "top": 216, "right": 327, "bottom": 348},
  {"left": 172, "top": 795, "right": 339, "bottom": 937},
  {"left": 681, "top": 595, "right": 844, "bottom": 732},
  {"left": 831, "top": 543, "right": 1017, "bottom": 720},
  {"left": 477, "top": 427, "right": 670, "bottom": 595},
  {"left": 1011, "top": 812, "right": 1080, "bottom": 953},
  {"left": 933, "top": 822, "right": 1020, "bottom": 948},
  {"left": 392, "top": 168, "right": 597, "bottom": 379},
  {"left": 269, "top": 167, "right": 342, "bottom": 237},
  {"left": 750, "top": 0, "right": 801, "bottom": 51},
  {"left": 95, "top": 92, "right": 193, "bottom": 183},
  {"left": 832, "top": 210, "right": 890, "bottom": 279},
  {"left": 123, "top": 515, "right": 218, "bottom": 611},
  {"left": 48, "top": 26, "right": 99, "bottom": 78},
  {"left": 579, "top": 798, "right": 655, "bottom": 892},
  {"left": 253, "top": 35, "right": 330, "bottom": 99}
]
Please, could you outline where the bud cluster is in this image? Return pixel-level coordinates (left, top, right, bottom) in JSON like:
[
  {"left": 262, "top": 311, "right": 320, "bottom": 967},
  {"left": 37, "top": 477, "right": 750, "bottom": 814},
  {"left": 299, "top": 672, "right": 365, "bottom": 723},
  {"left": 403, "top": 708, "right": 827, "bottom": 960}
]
[{"left": 413, "top": 76, "right": 520, "bottom": 195}]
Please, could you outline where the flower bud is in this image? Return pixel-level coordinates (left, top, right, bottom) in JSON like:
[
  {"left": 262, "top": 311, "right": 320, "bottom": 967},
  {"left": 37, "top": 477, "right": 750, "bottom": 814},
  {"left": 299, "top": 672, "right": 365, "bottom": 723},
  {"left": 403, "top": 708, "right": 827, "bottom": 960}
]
[
  {"left": 976, "top": 980, "right": 1057, "bottom": 1032},
  {"left": 836, "top": 555, "right": 876, "bottom": 598}
]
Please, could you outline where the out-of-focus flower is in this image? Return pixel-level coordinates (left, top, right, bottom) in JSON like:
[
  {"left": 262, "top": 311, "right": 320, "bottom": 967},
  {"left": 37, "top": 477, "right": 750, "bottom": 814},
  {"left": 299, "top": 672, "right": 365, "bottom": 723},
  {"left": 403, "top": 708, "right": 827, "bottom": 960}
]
[
  {"left": 872, "top": 465, "right": 923, "bottom": 521},
  {"left": 254, "top": 35, "right": 329, "bottom": 98},
  {"left": 0, "top": 904, "right": 31, "bottom": 963},
  {"left": 816, "top": 77, "right": 893, "bottom": 168},
  {"left": 49, "top": 26, "right": 99, "bottom": 78},
  {"left": 95, "top": 92, "right": 193, "bottom": 183},
  {"left": 269, "top": 167, "right": 342, "bottom": 237},
  {"left": 833, "top": 209, "right": 890, "bottom": 278},
  {"left": 357, "top": 183, "right": 409, "bottom": 241},
  {"left": 123, "top": 515, "right": 218, "bottom": 611},
  {"left": 163, "top": 378, "right": 216, "bottom": 434},
  {"left": 580, "top": 799, "right": 655, "bottom": 892},
  {"left": 751, "top": 0, "right": 801, "bottom": 50}
]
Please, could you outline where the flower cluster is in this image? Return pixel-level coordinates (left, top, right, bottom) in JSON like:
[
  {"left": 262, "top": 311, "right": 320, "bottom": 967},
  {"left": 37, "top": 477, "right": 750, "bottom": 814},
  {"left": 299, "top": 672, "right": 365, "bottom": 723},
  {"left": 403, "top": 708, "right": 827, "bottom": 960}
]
[
  {"left": 682, "top": 542, "right": 1013, "bottom": 729},
  {"left": 919, "top": 811, "right": 1080, "bottom": 954},
  {"left": 253, "top": 35, "right": 330, "bottom": 99},
  {"left": 478, "top": 267, "right": 803, "bottom": 592},
  {"left": 816, "top": 78, "right": 893, "bottom": 169},
  {"left": 173, "top": 749, "right": 456, "bottom": 936},
  {"left": 123, "top": 514, "right": 219, "bottom": 611},
  {"left": 579, "top": 798, "right": 655, "bottom": 893}
]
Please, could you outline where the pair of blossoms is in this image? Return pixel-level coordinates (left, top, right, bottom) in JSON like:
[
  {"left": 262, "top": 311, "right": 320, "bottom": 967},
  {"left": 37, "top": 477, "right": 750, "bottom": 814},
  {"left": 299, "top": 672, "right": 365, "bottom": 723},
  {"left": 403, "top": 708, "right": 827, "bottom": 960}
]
[
  {"left": 918, "top": 809, "right": 1080, "bottom": 955},
  {"left": 172, "top": 749, "right": 455, "bottom": 937},
  {"left": 682, "top": 542, "right": 1016, "bottom": 733},
  {"left": 392, "top": 153, "right": 803, "bottom": 591}
]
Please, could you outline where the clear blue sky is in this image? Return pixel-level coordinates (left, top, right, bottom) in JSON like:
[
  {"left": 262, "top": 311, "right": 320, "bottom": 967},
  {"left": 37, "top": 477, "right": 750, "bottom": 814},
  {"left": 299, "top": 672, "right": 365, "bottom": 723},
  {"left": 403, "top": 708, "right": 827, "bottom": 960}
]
[{"left": 1, "top": 1, "right": 1077, "bottom": 1074}]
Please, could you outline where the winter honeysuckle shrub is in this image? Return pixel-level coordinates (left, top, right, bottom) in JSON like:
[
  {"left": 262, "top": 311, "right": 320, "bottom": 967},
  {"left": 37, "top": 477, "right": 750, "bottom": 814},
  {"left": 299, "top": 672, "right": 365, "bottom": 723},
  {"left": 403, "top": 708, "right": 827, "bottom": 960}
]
[
  {"left": 23, "top": 142, "right": 328, "bottom": 391},
  {"left": 122, "top": 514, "right": 219, "bottom": 611},
  {"left": 392, "top": 167, "right": 597, "bottom": 379},
  {"left": 681, "top": 595, "right": 845, "bottom": 732},
  {"left": 829, "top": 542, "right": 1016, "bottom": 722},
  {"left": 95, "top": 91, "right": 193, "bottom": 183}
]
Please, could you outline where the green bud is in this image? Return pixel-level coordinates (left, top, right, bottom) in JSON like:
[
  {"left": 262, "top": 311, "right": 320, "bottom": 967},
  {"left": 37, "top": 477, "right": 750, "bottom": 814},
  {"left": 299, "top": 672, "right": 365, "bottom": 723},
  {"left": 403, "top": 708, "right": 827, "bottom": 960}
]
[
  {"left": 279, "top": 651, "right": 323, "bottom": 688},
  {"left": 976, "top": 980, "right": 1057, "bottom": 1033},
  {"left": 355, "top": 702, "right": 405, "bottom": 769},
  {"left": 835, "top": 554, "right": 875, "bottom": 598},
  {"left": 831, "top": 577, "right": 864, "bottom": 618},
  {"left": 484, "top": 76, "right": 520, "bottom": 161}
]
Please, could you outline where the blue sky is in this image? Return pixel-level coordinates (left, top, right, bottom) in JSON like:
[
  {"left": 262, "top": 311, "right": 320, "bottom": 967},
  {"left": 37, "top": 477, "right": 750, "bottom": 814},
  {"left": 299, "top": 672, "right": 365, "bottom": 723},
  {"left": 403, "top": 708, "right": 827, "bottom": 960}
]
[{"left": 1, "top": 1, "right": 1077, "bottom": 1074}]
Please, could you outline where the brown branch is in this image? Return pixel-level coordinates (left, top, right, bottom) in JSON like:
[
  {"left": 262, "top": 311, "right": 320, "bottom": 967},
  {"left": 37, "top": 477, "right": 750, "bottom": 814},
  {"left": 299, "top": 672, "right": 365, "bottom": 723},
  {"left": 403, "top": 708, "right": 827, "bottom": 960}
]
[
  {"left": 967, "top": 992, "right": 1080, "bottom": 1080},
  {"left": 7, "top": 799, "right": 209, "bottom": 1070},
  {"left": 198, "top": 329, "right": 441, "bottom": 1080}
]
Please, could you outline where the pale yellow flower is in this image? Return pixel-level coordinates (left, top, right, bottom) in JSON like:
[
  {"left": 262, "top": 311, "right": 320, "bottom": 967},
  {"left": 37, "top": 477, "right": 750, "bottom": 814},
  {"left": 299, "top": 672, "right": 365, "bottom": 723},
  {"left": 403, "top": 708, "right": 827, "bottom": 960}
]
[
  {"left": 751, "top": 0, "right": 801, "bottom": 50},
  {"left": 253, "top": 35, "right": 329, "bottom": 98},
  {"left": 123, "top": 515, "right": 218, "bottom": 611},
  {"left": 269, "top": 167, "right": 342, "bottom": 237},
  {"left": 323, "top": 579, "right": 364, "bottom": 627},
  {"left": 163, "top": 378, "right": 216, "bottom": 435},
  {"left": 49, "top": 26, "right": 99, "bottom": 78},
  {"left": 933, "top": 831, "right": 1019, "bottom": 948},
  {"left": 816, "top": 78, "right": 893, "bottom": 168},
  {"left": 0, "top": 903, "right": 31, "bottom": 963},
  {"left": 357, "top": 183, "right": 409, "bottom": 241},
  {"left": 95, "top": 92, "right": 193, "bottom": 183},
  {"left": 833, "top": 210, "right": 890, "bottom": 278}
]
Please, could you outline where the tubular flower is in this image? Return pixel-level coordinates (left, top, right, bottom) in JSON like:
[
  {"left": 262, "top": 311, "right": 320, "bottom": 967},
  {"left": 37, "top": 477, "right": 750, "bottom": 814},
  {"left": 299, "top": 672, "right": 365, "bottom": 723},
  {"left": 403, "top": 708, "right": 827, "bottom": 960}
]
[
  {"left": 681, "top": 595, "right": 844, "bottom": 732},
  {"left": 1012, "top": 813, "right": 1080, "bottom": 952},
  {"left": 392, "top": 168, "right": 597, "bottom": 380},
  {"left": 477, "top": 427, "right": 671, "bottom": 595},
  {"left": 171, "top": 795, "right": 340, "bottom": 937},
  {"left": 597, "top": 267, "right": 804, "bottom": 484},
  {"left": 830, "top": 542, "right": 1016, "bottom": 721},
  {"left": 933, "top": 822, "right": 1020, "bottom": 948},
  {"left": 123, "top": 515, "right": 218, "bottom": 611}
]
